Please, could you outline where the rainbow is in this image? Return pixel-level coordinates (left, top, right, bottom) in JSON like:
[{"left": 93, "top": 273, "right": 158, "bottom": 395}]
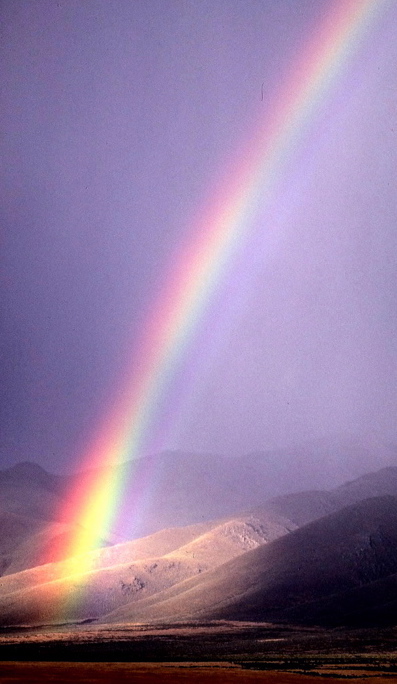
[{"left": 48, "top": 0, "right": 385, "bottom": 595}]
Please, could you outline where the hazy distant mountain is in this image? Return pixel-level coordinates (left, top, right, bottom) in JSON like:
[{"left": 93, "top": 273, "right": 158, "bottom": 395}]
[
  {"left": 0, "top": 463, "right": 67, "bottom": 575},
  {"left": 256, "top": 464, "right": 397, "bottom": 531},
  {"left": 0, "top": 462, "right": 108, "bottom": 576},
  {"left": 105, "top": 495, "right": 397, "bottom": 627},
  {"left": 1, "top": 434, "right": 397, "bottom": 575},
  {"left": 64, "top": 434, "right": 397, "bottom": 540},
  {"left": 0, "top": 461, "right": 65, "bottom": 520},
  {"left": 246, "top": 433, "right": 397, "bottom": 495}
]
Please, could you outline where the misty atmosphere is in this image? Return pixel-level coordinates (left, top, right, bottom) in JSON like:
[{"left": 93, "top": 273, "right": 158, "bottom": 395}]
[
  {"left": 2, "top": 0, "right": 397, "bottom": 682},
  {"left": 2, "top": 0, "right": 397, "bottom": 474}
]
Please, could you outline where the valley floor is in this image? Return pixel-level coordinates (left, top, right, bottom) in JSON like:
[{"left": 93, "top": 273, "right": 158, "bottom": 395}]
[
  {"left": 1, "top": 621, "right": 397, "bottom": 681},
  {"left": 2, "top": 661, "right": 397, "bottom": 684}
]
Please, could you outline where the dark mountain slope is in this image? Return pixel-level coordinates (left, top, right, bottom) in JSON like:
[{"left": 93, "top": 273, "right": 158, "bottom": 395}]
[
  {"left": 104, "top": 495, "right": 397, "bottom": 626},
  {"left": 281, "top": 571, "right": 397, "bottom": 627}
]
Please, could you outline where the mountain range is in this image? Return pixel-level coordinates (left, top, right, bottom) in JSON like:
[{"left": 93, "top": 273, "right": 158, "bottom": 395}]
[
  {"left": 1, "top": 438, "right": 397, "bottom": 627},
  {"left": 2, "top": 433, "right": 397, "bottom": 563}
]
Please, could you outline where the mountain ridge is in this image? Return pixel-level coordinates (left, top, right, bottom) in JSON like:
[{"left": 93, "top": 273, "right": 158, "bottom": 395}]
[{"left": 102, "top": 495, "right": 397, "bottom": 626}]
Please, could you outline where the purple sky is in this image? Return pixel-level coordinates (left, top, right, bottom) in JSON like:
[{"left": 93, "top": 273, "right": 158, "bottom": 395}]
[{"left": 1, "top": 0, "right": 397, "bottom": 473}]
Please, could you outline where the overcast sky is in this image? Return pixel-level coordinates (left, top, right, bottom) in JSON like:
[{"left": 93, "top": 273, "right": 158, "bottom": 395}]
[{"left": 1, "top": 0, "right": 397, "bottom": 473}]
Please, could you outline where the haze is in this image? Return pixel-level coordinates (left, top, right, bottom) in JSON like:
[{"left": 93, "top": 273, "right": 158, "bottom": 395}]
[{"left": 1, "top": 0, "right": 397, "bottom": 474}]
